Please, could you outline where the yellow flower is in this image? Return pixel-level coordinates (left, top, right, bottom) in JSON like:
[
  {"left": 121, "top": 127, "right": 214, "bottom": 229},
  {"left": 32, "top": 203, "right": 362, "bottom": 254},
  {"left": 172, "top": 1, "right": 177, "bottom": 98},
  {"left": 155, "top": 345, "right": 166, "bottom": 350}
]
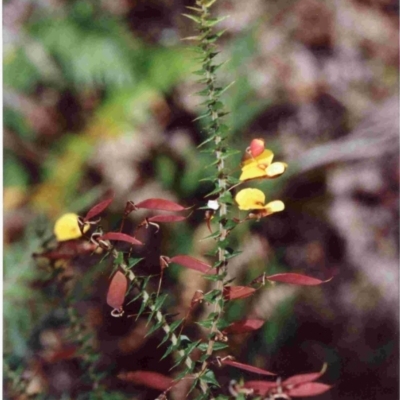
[
  {"left": 54, "top": 213, "right": 89, "bottom": 242},
  {"left": 235, "top": 188, "right": 285, "bottom": 217},
  {"left": 240, "top": 149, "right": 287, "bottom": 181}
]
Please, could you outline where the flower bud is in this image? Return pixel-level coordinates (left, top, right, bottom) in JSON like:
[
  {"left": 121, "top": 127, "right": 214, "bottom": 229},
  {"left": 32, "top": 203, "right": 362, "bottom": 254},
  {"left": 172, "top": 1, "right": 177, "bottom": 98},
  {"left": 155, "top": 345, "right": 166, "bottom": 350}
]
[{"left": 249, "top": 138, "right": 265, "bottom": 157}]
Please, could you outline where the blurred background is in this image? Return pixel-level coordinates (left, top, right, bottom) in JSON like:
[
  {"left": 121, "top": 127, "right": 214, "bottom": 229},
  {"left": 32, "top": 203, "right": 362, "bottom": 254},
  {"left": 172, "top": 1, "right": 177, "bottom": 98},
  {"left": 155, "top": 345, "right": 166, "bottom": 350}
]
[{"left": 3, "top": 0, "right": 399, "bottom": 399}]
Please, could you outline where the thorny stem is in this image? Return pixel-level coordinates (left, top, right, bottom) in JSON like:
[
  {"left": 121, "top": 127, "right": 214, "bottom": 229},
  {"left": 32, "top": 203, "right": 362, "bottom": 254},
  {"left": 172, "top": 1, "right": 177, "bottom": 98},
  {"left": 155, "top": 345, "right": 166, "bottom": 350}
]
[
  {"left": 197, "top": 0, "right": 229, "bottom": 390},
  {"left": 111, "top": 249, "right": 209, "bottom": 394}
]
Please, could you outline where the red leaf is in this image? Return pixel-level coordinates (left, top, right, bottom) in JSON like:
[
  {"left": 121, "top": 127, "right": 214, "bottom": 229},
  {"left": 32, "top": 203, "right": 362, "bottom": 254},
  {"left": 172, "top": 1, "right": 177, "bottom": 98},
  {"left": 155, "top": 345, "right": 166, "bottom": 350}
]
[
  {"left": 287, "top": 382, "right": 332, "bottom": 397},
  {"left": 98, "top": 232, "right": 143, "bottom": 246},
  {"left": 283, "top": 371, "right": 325, "bottom": 386},
  {"left": 266, "top": 273, "right": 332, "bottom": 286},
  {"left": 169, "top": 255, "right": 213, "bottom": 274},
  {"left": 135, "top": 198, "right": 187, "bottom": 212},
  {"left": 223, "top": 319, "right": 265, "bottom": 335},
  {"left": 243, "top": 380, "right": 278, "bottom": 395},
  {"left": 148, "top": 215, "right": 187, "bottom": 223},
  {"left": 221, "top": 359, "right": 276, "bottom": 376},
  {"left": 107, "top": 271, "right": 128, "bottom": 309},
  {"left": 117, "top": 371, "right": 173, "bottom": 391},
  {"left": 84, "top": 197, "right": 113, "bottom": 222},
  {"left": 223, "top": 286, "right": 256, "bottom": 300},
  {"left": 47, "top": 346, "right": 78, "bottom": 363}
]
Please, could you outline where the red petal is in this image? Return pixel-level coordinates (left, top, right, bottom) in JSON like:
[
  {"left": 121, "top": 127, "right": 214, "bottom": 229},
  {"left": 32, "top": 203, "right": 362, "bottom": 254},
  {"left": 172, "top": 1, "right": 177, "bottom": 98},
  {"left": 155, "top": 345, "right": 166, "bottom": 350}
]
[
  {"left": 148, "top": 215, "right": 187, "bottom": 223},
  {"left": 169, "top": 255, "right": 213, "bottom": 273},
  {"left": 283, "top": 370, "right": 325, "bottom": 386},
  {"left": 135, "top": 198, "right": 187, "bottom": 212},
  {"left": 98, "top": 232, "right": 143, "bottom": 245},
  {"left": 84, "top": 196, "right": 113, "bottom": 221},
  {"left": 222, "top": 359, "right": 276, "bottom": 376},
  {"left": 117, "top": 371, "right": 173, "bottom": 391},
  {"left": 287, "top": 382, "right": 332, "bottom": 397},
  {"left": 249, "top": 138, "right": 265, "bottom": 157},
  {"left": 266, "top": 273, "right": 332, "bottom": 286},
  {"left": 223, "top": 319, "right": 265, "bottom": 334},
  {"left": 243, "top": 380, "right": 278, "bottom": 395},
  {"left": 107, "top": 271, "right": 128, "bottom": 309},
  {"left": 223, "top": 286, "right": 256, "bottom": 300}
]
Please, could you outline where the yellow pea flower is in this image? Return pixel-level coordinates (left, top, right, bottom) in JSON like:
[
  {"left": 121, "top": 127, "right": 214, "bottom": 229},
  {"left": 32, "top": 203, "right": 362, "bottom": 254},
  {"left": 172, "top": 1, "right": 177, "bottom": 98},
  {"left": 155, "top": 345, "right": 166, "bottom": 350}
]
[
  {"left": 54, "top": 213, "right": 89, "bottom": 242},
  {"left": 240, "top": 149, "right": 287, "bottom": 181},
  {"left": 235, "top": 188, "right": 285, "bottom": 218}
]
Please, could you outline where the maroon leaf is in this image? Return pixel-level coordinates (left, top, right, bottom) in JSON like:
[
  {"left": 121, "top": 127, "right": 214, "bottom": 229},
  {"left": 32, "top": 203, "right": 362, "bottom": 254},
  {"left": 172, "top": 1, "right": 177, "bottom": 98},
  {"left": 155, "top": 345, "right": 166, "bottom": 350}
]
[
  {"left": 117, "top": 371, "right": 173, "bottom": 391},
  {"left": 84, "top": 196, "right": 113, "bottom": 222},
  {"left": 287, "top": 382, "right": 332, "bottom": 397},
  {"left": 221, "top": 359, "right": 276, "bottom": 376},
  {"left": 283, "top": 370, "right": 326, "bottom": 386},
  {"left": 47, "top": 346, "right": 78, "bottom": 363},
  {"left": 148, "top": 215, "right": 187, "bottom": 223},
  {"left": 223, "top": 319, "right": 265, "bottom": 335},
  {"left": 135, "top": 198, "right": 187, "bottom": 212},
  {"left": 266, "top": 273, "right": 332, "bottom": 286},
  {"left": 243, "top": 381, "right": 278, "bottom": 395},
  {"left": 223, "top": 286, "right": 256, "bottom": 300},
  {"left": 169, "top": 255, "right": 213, "bottom": 274},
  {"left": 98, "top": 232, "right": 143, "bottom": 246},
  {"left": 107, "top": 271, "right": 128, "bottom": 309}
]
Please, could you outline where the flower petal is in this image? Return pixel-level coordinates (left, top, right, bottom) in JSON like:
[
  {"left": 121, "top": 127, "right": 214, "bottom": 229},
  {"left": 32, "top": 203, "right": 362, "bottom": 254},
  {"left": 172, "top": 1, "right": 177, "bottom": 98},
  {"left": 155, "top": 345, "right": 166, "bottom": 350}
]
[
  {"left": 54, "top": 213, "right": 89, "bottom": 242},
  {"left": 242, "top": 149, "right": 274, "bottom": 168},
  {"left": 239, "top": 165, "right": 267, "bottom": 181},
  {"left": 235, "top": 188, "right": 266, "bottom": 210},
  {"left": 265, "top": 162, "right": 288, "bottom": 178},
  {"left": 264, "top": 200, "right": 285, "bottom": 215}
]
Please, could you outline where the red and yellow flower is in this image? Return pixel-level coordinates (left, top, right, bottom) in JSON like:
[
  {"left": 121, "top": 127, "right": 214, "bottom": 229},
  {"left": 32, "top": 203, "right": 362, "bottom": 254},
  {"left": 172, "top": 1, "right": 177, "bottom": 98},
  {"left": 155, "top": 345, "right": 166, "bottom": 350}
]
[{"left": 235, "top": 188, "right": 284, "bottom": 219}]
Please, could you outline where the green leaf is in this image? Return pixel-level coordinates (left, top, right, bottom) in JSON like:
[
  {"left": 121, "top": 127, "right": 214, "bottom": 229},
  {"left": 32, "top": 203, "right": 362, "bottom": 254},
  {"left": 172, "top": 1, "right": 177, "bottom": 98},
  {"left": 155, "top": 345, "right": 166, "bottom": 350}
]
[
  {"left": 169, "top": 319, "right": 184, "bottom": 333},
  {"left": 203, "top": 289, "right": 221, "bottom": 303},
  {"left": 182, "top": 13, "right": 202, "bottom": 24},
  {"left": 196, "top": 318, "right": 214, "bottom": 329},
  {"left": 223, "top": 219, "right": 238, "bottom": 230},
  {"left": 185, "top": 6, "right": 203, "bottom": 13},
  {"left": 200, "top": 370, "right": 220, "bottom": 387},
  {"left": 127, "top": 257, "right": 143, "bottom": 269},
  {"left": 202, "top": 274, "right": 222, "bottom": 282},
  {"left": 145, "top": 319, "right": 163, "bottom": 337},
  {"left": 204, "top": 16, "right": 228, "bottom": 27},
  {"left": 160, "top": 343, "right": 176, "bottom": 361},
  {"left": 136, "top": 299, "right": 148, "bottom": 320},
  {"left": 198, "top": 135, "right": 216, "bottom": 148},
  {"left": 219, "top": 191, "right": 234, "bottom": 205},
  {"left": 198, "top": 342, "right": 229, "bottom": 352}
]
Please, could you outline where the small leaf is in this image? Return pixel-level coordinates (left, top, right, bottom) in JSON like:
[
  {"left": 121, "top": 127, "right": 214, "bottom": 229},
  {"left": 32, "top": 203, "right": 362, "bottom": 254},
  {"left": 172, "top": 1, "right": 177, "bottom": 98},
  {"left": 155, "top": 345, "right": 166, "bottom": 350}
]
[
  {"left": 148, "top": 215, "right": 187, "bottom": 223},
  {"left": 182, "top": 13, "right": 202, "bottom": 23},
  {"left": 135, "top": 198, "right": 187, "bottom": 212},
  {"left": 169, "top": 255, "right": 214, "bottom": 274},
  {"left": 243, "top": 381, "right": 278, "bottom": 395},
  {"left": 98, "top": 232, "right": 143, "bottom": 246},
  {"left": 84, "top": 196, "right": 113, "bottom": 222},
  {"left": 223, "top": 286, "right": 256, "bottom": 300},
  {"left": 221, "top": 359, "right": 275, "bottom": 376},
  {"left": 128, "top": 257, "right": 143, "bottom": 269},
  {"left": 117, "top": 371, "right": 173, "bottom": 391},
  {"left": 107, "top": 271, "right": 127, "bottom": 309},
  {"left": 146, "top": 320, "right": 164, "bottom": 337},
  {"left": 223, "top": 319, "right": 265, "bottom": 335},
  {"left": 200, "top": 370, "right": 220, "bottom": 387},
  {"left": 266, "top": 273, "right": 332, "bottom": 286},
  {"left": 287, "top": 382, "right": 332, "bottom": 397}
]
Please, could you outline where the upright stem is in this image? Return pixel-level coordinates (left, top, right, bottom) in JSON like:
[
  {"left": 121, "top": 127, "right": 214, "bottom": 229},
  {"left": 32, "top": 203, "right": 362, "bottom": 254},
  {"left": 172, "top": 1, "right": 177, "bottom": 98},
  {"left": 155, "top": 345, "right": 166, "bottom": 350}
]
[{"left": 198, "top": 0, "right": 229, "bottom": 373}]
